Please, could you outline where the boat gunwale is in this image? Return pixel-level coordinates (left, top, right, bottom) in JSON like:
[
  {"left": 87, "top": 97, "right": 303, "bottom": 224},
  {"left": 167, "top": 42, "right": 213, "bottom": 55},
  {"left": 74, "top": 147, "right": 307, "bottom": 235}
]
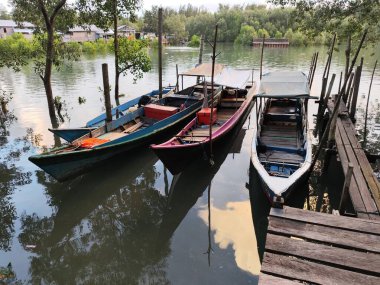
[{"left": 151, "top": 85, "right": 256, "bottom": 150}]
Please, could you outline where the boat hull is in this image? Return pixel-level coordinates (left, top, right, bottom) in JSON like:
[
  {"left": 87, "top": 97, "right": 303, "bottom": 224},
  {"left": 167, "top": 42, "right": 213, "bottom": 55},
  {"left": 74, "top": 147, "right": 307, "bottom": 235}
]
[
  {"left": 29, "top": 101, "right": 202, "bottom": 182},
  {"left": 153, "top": 98, "right": 254, "bottom": 175}
]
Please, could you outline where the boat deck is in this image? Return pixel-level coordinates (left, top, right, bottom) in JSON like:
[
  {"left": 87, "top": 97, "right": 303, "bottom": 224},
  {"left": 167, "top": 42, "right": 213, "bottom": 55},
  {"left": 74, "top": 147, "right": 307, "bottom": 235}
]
[
  {"left": 179, "top": 108, "right": 236, "bottom": 142},
  {"left": 259, "top": 206, "right": 380, "bottom": 284},
  {"left": 260, "top": 122, "right": 301, "bottom": 149}
]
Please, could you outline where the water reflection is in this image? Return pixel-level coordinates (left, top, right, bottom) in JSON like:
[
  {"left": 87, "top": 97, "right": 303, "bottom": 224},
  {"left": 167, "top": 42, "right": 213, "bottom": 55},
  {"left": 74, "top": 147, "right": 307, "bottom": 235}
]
[
  {"left": 0, "top": 112, "right": 32, "bottom": 253},
  {"left": 17, "top": 150, "right": 174, "bottom": 284}
]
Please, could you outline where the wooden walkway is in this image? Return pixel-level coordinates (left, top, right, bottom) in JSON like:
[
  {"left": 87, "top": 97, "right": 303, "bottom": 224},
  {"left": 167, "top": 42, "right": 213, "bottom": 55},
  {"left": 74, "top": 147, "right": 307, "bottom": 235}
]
[
  {"left": 259, "top": 206, "right": 380, "bottom": 284},
  {"left": 327, "top": 98, "right": 380, "bottom": 220}
]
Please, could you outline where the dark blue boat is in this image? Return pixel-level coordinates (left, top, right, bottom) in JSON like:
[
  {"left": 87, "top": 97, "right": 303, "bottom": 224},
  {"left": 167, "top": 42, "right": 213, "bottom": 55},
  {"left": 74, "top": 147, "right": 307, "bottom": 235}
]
[
  {"left": 48, "top": 87, "right": 174, "bottom": 143},
  {"left": 29, "top": 75, "right": 222, "bottom": 181}
]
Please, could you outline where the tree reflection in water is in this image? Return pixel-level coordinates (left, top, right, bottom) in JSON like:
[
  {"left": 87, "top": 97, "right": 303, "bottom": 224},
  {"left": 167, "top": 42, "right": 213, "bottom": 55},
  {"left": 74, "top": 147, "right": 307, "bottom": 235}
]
[
  {"left": 0, "top": 109, "right": 33, "bottom": 253},
  {"left": 17, "top": 150, "right": 172, "bottom": 284}
]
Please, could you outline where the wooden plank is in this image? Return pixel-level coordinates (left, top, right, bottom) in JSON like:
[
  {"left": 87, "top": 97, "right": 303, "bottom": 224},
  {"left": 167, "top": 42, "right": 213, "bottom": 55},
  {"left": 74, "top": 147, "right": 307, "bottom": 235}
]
[
  {"left": 336, "top": 123, "right": 369, "bottom": 218},
  {"left": 265, "top": 234, "right": 380, "bottom": 275},
  {"left": 355, "top": 148, "right": 380, "bottom": 211},
  {"left": 261, "top": 252, "right": 380, "bottom": 285},
  {"left": 258, "top": 274, "right": 302, "bottom": 285},
  {"left": 338, "top": 122, "right": 379, "bottom": 215},
  {"left": 268, "top": 216, "right": 380, "bottom": 253},
  {"left": 270, "top": 207, "right": 380, "bottom": 234}
]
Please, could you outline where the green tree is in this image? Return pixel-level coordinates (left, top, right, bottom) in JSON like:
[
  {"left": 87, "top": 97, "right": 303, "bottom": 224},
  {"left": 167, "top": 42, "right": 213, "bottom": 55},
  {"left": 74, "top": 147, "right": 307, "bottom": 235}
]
[
  {"left": 234, "top": 25, "right": 257, "bottom": 45},
  {"left": 164, "top": 14, "right": 188, "bottom": 45},
  {"left": 188, "top": 34, "right": 200, "bottom": 47},
  {"left": 257, "top": 28, "right": 270, "bottom": 39},
  {"left": 112, "top": 38, "right": 151, "bottom": 84},
  {"left": 10, "top": 0, "right": 77, "bottom": 121},
  {"left": 269, "top": 0, "right": 380, "bottom": 41},
  {"left": 76, "top": 0, "right": 142, "bottom": 106}
]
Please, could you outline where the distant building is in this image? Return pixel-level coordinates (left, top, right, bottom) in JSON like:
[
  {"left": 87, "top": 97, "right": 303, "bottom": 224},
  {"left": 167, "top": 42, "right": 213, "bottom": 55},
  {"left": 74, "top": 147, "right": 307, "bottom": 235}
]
[
  {"left": 252, "top": 38, "right": 289, "bottom": 48},
  {"left": 117, "top": 25, "right": 136, "bottom": 37},
  {"left": 0, "top": 19, "right": 35, "bottom": 39},
  {"left": 65, "top": 25, "right": 113, "bottom": 42}
]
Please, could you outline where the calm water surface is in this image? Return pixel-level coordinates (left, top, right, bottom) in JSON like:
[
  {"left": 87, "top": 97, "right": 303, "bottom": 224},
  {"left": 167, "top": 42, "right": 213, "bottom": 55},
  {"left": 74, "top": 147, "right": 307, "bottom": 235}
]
[{"left": 0, "top": 43, "right": 379, "bottom": 284}]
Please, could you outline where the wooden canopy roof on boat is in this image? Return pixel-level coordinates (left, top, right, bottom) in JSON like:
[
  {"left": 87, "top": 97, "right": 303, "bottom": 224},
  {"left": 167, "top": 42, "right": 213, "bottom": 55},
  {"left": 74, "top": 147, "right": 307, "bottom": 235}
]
[
  {"left": 180, "top": 63, "right": 224, "bottom": 77},
  {"left": 258, "top": 71, "right": 311, "bottom": 98}
]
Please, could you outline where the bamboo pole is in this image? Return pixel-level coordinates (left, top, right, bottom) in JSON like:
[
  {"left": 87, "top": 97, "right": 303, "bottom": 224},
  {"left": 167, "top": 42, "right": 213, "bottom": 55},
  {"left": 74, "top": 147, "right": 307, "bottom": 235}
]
[
  {"left": 364, "top": 60, "right": 378, "bottom": 147},
  {"left": 158, "top": 8, "right": 163, "bottom": 99},
  {"left": 175, "top": 64, "right": 179, "bottom": 91}
]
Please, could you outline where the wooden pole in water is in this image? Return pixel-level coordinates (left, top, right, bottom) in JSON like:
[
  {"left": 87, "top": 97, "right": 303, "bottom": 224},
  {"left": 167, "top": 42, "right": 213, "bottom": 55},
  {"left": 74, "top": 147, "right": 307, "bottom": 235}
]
[
  {"left": 338, "top": 72, "right": 343, "bottom": 93},
  {"left": 209, "top": 24, "right": 218, "bottom": 164},
  {"left": 197, "top": 35, "right": 204, "bottom": 84},
  {"left": 339, "top": 163, "right": 354, "bottom": 215},
  {"left": 344, "top": 72, "right": 354, "bottom": 103},
  {"left": 323, "top": 73, "right": 336, "bottom": 108},
  {"left": 260, "top": 35, "right": 265, "bottom": 80},
  {"left": 349, "top": 57, "right": 363, "bottom": 120},
  {"left": 102, "top": 63, "right": 112, "bottom": 123},
  {"left": 158, "top": 8, "right": 163, "bottom": 99},
  {"left": 175, "top": 64, "right": 179, "bottom": 91},
  {"left": 308, "top": 53, "right": 316, "bottom": 84},
  {"left": 345, "top": 35, "right": 351, "bottom": 81},
  {"left": 364, "top": 60, "right": 378, "bottom": 147},
  {"left": 307, "top": 30, "right": 367, "bottom": 180},
  {"left": 310, "top": 52, "right": 319, "bottom": 88}
]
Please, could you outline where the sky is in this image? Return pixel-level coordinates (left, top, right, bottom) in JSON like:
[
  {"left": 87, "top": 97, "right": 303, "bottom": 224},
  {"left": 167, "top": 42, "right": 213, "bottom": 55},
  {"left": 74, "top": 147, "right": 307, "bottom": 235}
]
[{"left": 0, "top": 0, "right": 267, "bottom": 13}]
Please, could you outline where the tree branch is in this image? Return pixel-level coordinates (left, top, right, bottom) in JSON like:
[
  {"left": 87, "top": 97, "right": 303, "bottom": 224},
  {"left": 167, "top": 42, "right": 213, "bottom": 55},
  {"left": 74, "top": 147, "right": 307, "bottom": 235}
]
[
  {"left": 37, "top": 0, "right": 51, "bottom": 28},
  {"left": 119, "top": 64, "right": 133, "bottom": 73},
  {"left": 50, "top": 0, "right": 67, "bottom": 23}
]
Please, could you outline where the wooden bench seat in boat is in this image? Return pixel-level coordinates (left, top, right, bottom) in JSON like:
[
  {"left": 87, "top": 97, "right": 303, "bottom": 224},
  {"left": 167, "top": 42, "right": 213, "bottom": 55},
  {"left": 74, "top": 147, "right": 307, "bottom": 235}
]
[{"left": 220, "top": 97, "right": 245, "bottom": 108}]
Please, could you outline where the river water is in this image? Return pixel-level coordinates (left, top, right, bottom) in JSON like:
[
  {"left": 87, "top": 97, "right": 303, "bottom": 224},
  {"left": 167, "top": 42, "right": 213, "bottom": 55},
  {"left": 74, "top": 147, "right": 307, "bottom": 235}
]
[{"left": 0, "top": 43, "right": 379, "bottom": 284}]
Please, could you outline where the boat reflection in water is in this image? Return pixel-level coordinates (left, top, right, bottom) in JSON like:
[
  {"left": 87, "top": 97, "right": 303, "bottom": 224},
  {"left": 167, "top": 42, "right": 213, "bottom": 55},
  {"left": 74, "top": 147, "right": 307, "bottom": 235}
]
[{"left": 163, "top": 108, "right": 261, "bottom": 281}]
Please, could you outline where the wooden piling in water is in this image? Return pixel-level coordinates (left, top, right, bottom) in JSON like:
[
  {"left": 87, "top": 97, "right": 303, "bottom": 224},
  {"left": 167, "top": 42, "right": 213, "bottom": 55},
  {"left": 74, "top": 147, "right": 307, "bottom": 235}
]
[
  {"left": 345, "top": 35, "right": 351, "bottom": 81},
  {"left": 260, "top": 35, "right": 265, "bottom": 79},
  {"left": 307, "top": 30, "right": 367, "bottom": 183},
  {"left": 339, "top": 163, "right": 354, "bottom": 215},
  {"left": 344, "top": 72, "right": 354, "bottom": 103},
  {"left": 349, "top": 57, "right": 364, "bottom": 121},
  {"left": 364, "top": 60, "right": 378, "bottom": 146},
  {"left": 158, "top": 8, "right": 163, "bottom": 99},
  {"left": 310, "top": 52, "right": 318, "bottom": 88},
  {"left": 197, "top": 35, "right": 204, "bottom": 84},
  {"left": 102, "top": 63, "right": 112, "bottom": 123}
]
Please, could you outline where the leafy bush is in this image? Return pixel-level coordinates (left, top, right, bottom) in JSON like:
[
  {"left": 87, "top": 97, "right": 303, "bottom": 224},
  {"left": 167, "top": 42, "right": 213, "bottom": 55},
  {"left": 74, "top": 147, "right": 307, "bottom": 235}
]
[{"left": 188, "top": 35, "right": 200, "bottom": 47}]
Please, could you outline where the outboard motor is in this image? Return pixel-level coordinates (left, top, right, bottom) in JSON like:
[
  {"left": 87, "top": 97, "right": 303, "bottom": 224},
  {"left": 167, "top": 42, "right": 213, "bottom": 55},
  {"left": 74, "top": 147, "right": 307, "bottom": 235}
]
[{"left": 138, "top": 95, "right": 151, "bottom": 107}]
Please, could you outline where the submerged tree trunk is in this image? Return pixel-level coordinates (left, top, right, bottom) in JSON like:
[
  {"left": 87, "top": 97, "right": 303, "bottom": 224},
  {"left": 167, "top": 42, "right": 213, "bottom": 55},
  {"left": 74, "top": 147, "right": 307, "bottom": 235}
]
[
  {"left": 113, "top": 1, "right": 120, "bottom": 106},
  {"left": 44, "top": 27, "right": 57, "bottom": 120}
]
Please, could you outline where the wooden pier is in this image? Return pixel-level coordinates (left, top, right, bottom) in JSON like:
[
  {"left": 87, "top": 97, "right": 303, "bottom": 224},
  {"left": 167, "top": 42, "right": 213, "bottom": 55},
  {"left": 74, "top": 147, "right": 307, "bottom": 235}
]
[
  {"left": 252, "top": 38, "right": 289, "bottom": 48},
  {"left": 327, "top": 97, "right": 380, "bottom": 220},
  {"left": 259, "top": 206, "right": 380, "bottom": 284}
]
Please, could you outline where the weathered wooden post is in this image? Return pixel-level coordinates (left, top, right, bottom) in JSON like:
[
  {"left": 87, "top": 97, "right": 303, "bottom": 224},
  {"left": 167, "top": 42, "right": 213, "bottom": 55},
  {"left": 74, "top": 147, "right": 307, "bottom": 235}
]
[
  {"left": 208, "top": 24, "right": 218, "bottom": 165},
  {"left": 102, "top": 63, "right": 112, "bottom": 123},
  {"left": 364, "top": 60, "right": 378, "bottom": 146},
  {"left": 344, "top": 35, "right": 351, "bottom": 81},
  {"left": 306, "top": 30, "right": 367, "bottom": 182},
  {"left": 310, "top": 52, "right": 319, "bottom": 88},
  {"left": 323, "top": 73, "right": 336, "bottom": 109},
  {"left": 158, "top": 7, "right": 163, "bottom": 99},
  {"left": 260, "top": 35, "right": 265, "bottom": 79},
  {"left": 339, "top": 163, "right": 354, "bottom": 215},
  {"left": 344, "top": 72, "right": 354, "bottom": 103},
  {"left": 197, "top": 35, "right": 204, "bottom": 84},
  {"left": 175, "top": 64, "right": 179, "bottom": 91},
  {"left": 349, "top": 57, "right": 363, "bottom": 120}
]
